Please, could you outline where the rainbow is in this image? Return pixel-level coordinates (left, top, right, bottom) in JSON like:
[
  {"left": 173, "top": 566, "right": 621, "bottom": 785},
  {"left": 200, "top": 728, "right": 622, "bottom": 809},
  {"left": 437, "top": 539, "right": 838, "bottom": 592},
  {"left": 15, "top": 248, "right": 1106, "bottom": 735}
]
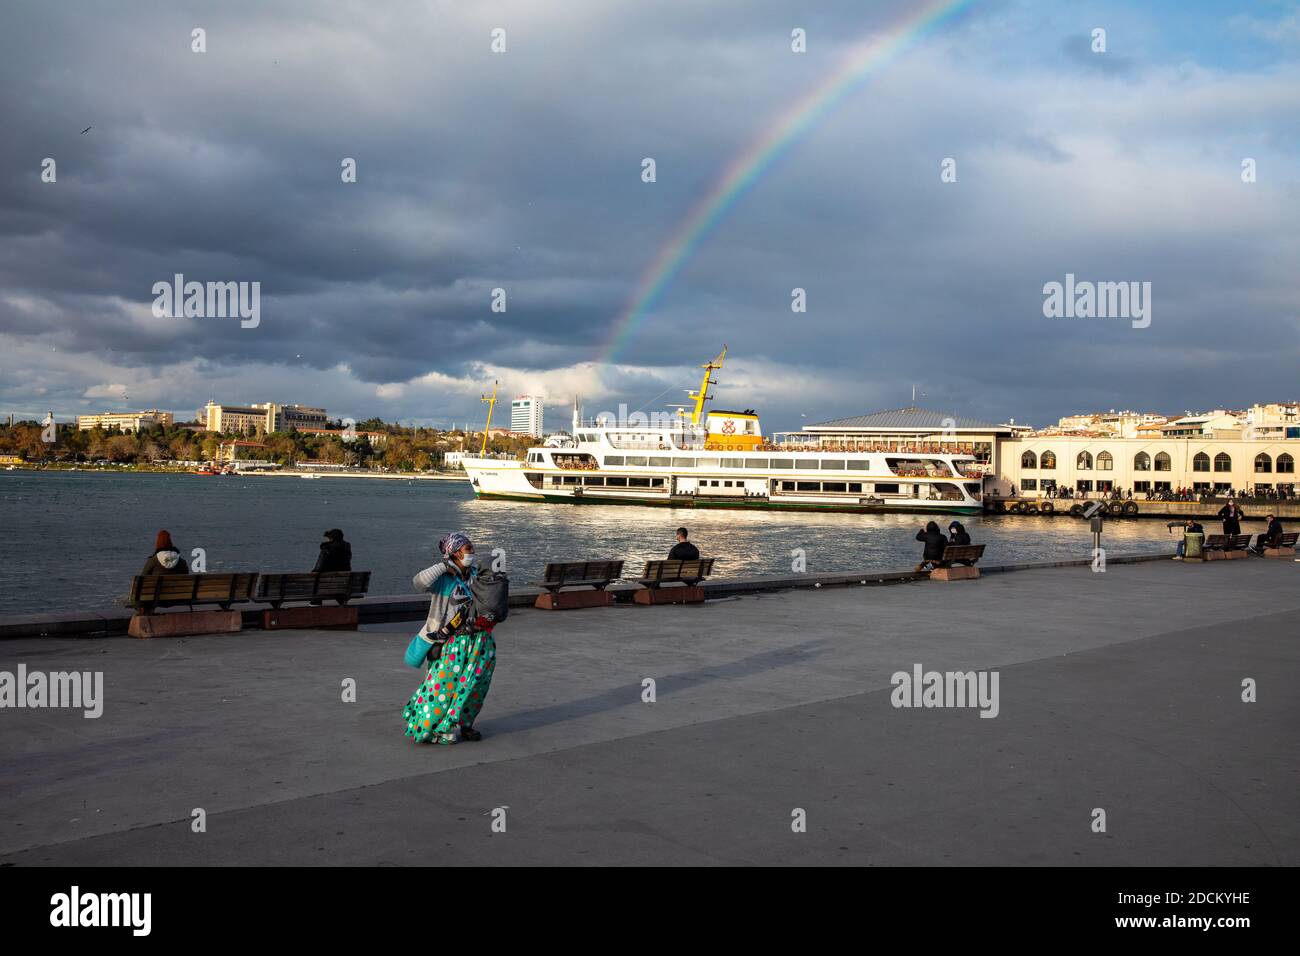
[{"left": 597, "top": 0, "right": 975, "bottom": 367}]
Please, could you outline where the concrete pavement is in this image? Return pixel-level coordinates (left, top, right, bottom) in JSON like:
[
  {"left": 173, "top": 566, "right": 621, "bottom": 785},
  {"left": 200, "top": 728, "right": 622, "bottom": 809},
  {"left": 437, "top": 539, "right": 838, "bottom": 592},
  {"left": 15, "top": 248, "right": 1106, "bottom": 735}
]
[{"left": 1, "top": 558, "right": 1297, "bottom": 865}]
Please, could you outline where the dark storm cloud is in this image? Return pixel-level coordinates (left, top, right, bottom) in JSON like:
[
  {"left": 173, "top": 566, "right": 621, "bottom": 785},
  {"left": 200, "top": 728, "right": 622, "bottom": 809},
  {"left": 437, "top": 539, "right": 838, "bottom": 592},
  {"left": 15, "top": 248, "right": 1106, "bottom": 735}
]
[{"left": 1, "top": 0, "right": 1298, "bottom": 429}]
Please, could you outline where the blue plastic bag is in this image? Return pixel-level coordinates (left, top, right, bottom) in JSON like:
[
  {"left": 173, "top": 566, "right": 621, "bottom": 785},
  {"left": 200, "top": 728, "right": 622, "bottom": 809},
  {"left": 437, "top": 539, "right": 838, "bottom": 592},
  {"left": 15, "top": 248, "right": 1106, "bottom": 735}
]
[{"left": 404, "top": 633, "right": 435, "bottom": 668}]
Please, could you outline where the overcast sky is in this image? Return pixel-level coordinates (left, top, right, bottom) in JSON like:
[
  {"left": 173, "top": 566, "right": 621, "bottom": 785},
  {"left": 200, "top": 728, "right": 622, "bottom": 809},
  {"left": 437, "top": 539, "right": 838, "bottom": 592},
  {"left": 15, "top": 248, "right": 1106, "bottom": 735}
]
[{"left": 2, "top": 0, "right": 1297, "bottom": 433}]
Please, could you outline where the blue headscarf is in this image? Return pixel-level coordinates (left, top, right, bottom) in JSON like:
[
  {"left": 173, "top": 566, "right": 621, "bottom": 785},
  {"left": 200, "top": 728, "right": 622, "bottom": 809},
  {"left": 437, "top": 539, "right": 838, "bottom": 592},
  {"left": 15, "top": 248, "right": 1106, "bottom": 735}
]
[{"left": 439, "top": 531, "right": 473, "bottom": 559}]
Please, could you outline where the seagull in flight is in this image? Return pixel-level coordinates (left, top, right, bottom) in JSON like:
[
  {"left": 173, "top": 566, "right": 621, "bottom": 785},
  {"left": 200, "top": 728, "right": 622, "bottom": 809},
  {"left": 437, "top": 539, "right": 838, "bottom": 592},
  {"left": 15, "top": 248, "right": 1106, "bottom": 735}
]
[{"left": 80, "top": 126, "right": 92, "bottom": 134}]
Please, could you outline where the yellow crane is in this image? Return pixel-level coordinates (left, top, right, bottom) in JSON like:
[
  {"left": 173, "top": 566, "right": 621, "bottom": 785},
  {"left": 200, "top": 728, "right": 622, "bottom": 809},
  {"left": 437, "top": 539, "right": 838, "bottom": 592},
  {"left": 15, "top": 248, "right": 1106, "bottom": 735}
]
[
  {"left": 687, "top": 346, "right": 726, "bottom": 425},
  {"left": 480, "top": 381, "right": 499, "bottom": 455}
]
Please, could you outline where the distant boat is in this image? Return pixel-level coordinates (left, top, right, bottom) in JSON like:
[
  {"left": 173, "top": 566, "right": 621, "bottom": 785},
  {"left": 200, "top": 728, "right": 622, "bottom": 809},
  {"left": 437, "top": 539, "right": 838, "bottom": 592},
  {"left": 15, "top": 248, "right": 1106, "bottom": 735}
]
[
  {"left": 300, "top": 473, "right": 322, "bottom": 479},
  {"left": 194, "top": 466, "right": 221, "bottom": 476}
]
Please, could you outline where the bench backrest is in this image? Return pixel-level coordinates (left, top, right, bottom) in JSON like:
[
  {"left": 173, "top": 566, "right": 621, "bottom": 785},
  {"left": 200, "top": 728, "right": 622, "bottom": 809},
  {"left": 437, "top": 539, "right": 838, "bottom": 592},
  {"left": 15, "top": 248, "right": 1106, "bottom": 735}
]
[
  {"left": 1204, "top": 534, "right": 1227, "bottom": 549},
  {"left": 1230, "top": 534, "right": 1253, "bottom": 550},
  {"left": 941, "top": 544, "right": 986, "bottom": 563},
  {"left": 254, "top": 571, "right": 371, "bottom": 605},
  {"left": 128, "top": 573, "right": 258, "bottom": 608},
  {"left": 1277, "top": 532, "right": 1299, "bottom": 547},
  {"left": 640, "top": 558, "right": 715, "bottom": 583},
  {"left": 540, "top": 560, "right": 624, "bottom": 589}
]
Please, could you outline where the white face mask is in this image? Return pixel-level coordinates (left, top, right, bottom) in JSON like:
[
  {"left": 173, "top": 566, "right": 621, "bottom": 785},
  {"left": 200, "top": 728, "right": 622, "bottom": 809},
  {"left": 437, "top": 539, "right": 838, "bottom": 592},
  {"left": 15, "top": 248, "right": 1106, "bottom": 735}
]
[{"left": 460, "top": 553, "right": 479, "bottom": 569}]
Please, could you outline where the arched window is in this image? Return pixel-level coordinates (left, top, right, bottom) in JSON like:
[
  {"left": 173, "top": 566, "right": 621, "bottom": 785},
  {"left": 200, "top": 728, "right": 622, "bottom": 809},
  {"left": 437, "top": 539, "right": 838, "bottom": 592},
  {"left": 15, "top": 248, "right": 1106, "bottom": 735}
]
[
  {"left": 1134, "top": 452, "right": 1151, "bottom": 471},
  {"left": 1076, "top": 451, "right": 1092, "bottom": 470},
  {"left": 1254, "top": 453, "right": 1272, "bottom": 473},
  {"left": 1193, "top": 452, "right": 1210, "bottom": 472},
  {"left": 1214, "top": 452, "right": 1232, "bottom": 473},
  {"left": 1040, "top": 450, "right": 1056, "bottom": 470},
  {"left": 1021, "top": 450, "right": 1037, "bottom": 469},
  {"left": 1097, "top": 451, "right": 1113, "bottom": 471},
  {"left": 1154, "top": 452, "right": 1171, "bottom": 472},
  {"left": 1278, "top": 453, "right": 1295, "bottom": 474}
]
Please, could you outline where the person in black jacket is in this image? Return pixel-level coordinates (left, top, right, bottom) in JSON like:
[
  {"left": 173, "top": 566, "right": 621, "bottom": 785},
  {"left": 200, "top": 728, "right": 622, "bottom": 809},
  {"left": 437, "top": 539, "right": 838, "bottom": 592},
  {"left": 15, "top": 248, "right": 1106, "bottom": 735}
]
[
  {"left": 946, "top": 520, "right": 975, "bottom": 566},
  {"left": 1218, "top": 501, "right": 1244, "bottom": 536},
  {"left": 667, "top": 527, "right": 700, "bottom": 561},
  {"left": 915, "top": 521, "right": 947, "bottom": 571},
  {"left": 141, "top": 529, "right": 189, "bottom": 575},
  {"left": 1252, "top": 514, "right": 1283, "bottom": 554},
  {"left": 313, "top": 529, "right": 352, "bottom": 573}
]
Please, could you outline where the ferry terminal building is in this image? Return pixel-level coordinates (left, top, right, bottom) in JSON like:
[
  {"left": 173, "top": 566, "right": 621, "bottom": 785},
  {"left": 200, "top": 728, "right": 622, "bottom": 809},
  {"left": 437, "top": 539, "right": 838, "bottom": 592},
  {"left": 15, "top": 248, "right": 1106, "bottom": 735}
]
[{"left": 800, "top": 408, "right": 1298, "bottom": 497}]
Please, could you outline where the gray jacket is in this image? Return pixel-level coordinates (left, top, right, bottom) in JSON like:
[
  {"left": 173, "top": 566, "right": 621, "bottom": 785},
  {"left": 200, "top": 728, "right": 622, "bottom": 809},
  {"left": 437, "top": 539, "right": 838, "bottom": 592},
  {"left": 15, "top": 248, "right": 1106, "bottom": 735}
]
[{"left": 412, "top": 561, "right": 476, "bottom": 640}]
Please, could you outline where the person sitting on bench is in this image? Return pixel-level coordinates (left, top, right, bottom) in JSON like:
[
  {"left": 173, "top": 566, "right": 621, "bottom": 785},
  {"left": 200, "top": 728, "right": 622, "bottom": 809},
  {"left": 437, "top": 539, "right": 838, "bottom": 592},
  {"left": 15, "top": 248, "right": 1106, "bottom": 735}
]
[
  {"left": 946, "top": 521, "right": 975, "bottom": 566},
  {"left": 915, "top": 521, "right": 947, "bottom": 572},
  {"left": 668, "top": 527, "right": 700, "bottom": 561},
  {"left": 141, "top": 529, "right": 189, "bottom": 575},
  {"left": 1252, "top": 514, "right": 1283, "bottom": 554},
  {"left": 1173, "top": 518, "right": 1204, "bottom": 559},
  {"left": 313, "top": 528, "right": 352, "bottom": 573}
]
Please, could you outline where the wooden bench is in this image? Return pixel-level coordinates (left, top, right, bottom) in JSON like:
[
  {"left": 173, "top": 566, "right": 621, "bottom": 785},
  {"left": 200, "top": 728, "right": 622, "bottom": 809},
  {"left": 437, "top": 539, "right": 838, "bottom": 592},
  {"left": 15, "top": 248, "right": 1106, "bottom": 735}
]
[
  {"left": 1204, "top": 534, "right": 1251, "bottom": 560},
  {"left": 633, "top": 558, "right": 715, "bottom": 605},
  {"left": 1262, "top": 531, "right": 1298, "bottom": 559},
  {"left": 930, "top": 544, "right": 986, "bottom": 581},
  {"left": 125, "top": 573, "right": 258, "bottom": 638},
  {"left": 533, "top": 560, "right": 625, "bottom": 610},
  {"left": 254, "top": 571, "right": 372, "bottom": 629}
]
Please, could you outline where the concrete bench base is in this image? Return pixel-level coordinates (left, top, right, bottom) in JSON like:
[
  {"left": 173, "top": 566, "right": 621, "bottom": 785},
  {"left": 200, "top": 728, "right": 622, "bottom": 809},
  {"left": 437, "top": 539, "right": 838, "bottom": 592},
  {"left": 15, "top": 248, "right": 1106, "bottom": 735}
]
[
  {"left": 633, "top": 586, "right": 705, "bottom": 605},
  {"left": 535, "top": 589, "right": 613, "bottom": 610},
  {"left": 261, "top": 606, "right": 358, "bottom": 630},
  {"left": 1263, "top": 547, "right": 1296, "bottom": 559},
  {"left": 930, "top": 566, "right": 980, "bottom": 582},
  {"left": 1205, "top": 550, "right": 1250, "bottom": 561},
  {"left": 128, "top": 610, "right": 242, "bottom": 639}
]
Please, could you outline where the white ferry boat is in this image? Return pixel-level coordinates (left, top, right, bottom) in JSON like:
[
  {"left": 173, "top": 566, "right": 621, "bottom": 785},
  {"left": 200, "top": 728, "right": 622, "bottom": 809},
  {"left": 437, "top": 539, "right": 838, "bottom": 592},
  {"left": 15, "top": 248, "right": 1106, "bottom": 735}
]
[{"left": 461, "top": 350, "right": 985, "bottom": 515}]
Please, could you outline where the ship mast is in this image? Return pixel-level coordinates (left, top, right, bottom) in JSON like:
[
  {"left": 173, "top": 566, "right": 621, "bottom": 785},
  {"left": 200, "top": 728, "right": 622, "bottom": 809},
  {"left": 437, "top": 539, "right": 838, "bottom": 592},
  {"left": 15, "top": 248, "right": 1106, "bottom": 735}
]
[
  {"left": 687, "top": 346, "right": 726, "bottom": 425},
  {"left": 479, "top": 380, "right": 499, "bottom": 455}
]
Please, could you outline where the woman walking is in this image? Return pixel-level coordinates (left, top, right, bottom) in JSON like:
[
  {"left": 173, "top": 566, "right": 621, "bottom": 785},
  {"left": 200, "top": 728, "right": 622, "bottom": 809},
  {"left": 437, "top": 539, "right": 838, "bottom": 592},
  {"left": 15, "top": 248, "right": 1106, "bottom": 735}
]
[{"left": 402, "top": 532, "right": 497, "bottom": 746}]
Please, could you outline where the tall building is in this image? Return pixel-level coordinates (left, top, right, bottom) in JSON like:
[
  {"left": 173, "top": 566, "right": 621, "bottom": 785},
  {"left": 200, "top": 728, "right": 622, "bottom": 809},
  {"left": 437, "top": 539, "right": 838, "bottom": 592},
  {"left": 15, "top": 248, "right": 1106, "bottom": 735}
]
[
  {"left": 202, "top": 401, "right": 328, "bottom": 434},
  {"left": 76, "top": 410, "right": 174, "bottom": 432},
  {"left": 511, "top": 395, "right": 544, "bottom": 438}
]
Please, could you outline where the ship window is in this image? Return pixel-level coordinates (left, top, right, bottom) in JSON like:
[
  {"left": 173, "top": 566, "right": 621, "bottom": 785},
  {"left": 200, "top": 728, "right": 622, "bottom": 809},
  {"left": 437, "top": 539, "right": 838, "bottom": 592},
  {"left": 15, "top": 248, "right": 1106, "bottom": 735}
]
[
  {"left": 964, "top": 483, "right": 981, "bottom": 496},
  {"left": 648, "top": 456, "right": 671, "bottom": 467},
  {"left": 562, "top": 476, "right": 579, "bottom": 484},
  {"left": 585, "top": 476, "right": 604, "bottom": 486},
  {"left": 673, "top": 457, "right": 696, "bottom": 468},
  {"left": 748, "top": 459, "right": 769, "bottom": 469},
  {"left": 606, "top": 476, "right": 627, "bottom": 486},
  {"left": 848, "top": 483, "right": 862, "bottom": 493},
  {"left": 697, "top": 458, "right": 719, "bottom": 468},
  {"left": 629, "top": 477, "right": 651, "bottom": 487},
  {"left": 625, "top": 456, "right": 648, "bottom": 466},
  {"left": 650, "top": 478, "right": 665, "bottom": 487},
  {"left": 524, "top": 472, "right": 544, "bottom": 489},
  {"left": 796, "top": 482, "right": 819, "bottom": 492},
  {"left": 605, "top": 456, "right": 625, "bottom": 466},
  {"left": 781, "top": 481, "right": 796, "bottom": 491},
  {"left": 722, "top": 458, "right": 744, "bottom": 468},
  {"left": 724, "top": 480, "right": 733, "bottom": 487},
  {"left": 874, "top": 483, "right": 900, "bottom": 494},
  {"left": 819, "top": 460, "right": 845, "bottom": 470},
  {"left": 846, "top": 460, "right": 868, "bottom": 470},
  {"left": 769, "top": 458, "right": 793, "bottom": 468},
  {"left": 822, "top": 482, "right": 847, "bottom": 492}
]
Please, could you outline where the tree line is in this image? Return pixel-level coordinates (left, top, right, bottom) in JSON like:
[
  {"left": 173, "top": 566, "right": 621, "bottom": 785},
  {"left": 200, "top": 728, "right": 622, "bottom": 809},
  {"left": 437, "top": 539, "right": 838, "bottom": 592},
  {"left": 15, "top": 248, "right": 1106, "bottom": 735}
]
[{"left": 0, "top": 419, "right": 535, "bottom": 471}]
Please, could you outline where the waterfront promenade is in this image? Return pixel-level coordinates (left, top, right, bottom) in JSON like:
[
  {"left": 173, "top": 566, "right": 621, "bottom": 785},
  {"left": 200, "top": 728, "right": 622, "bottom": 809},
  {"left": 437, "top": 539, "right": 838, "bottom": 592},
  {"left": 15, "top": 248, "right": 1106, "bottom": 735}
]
[{"left": 1, "top": 559, "right": 1296, "bottom": 866}]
